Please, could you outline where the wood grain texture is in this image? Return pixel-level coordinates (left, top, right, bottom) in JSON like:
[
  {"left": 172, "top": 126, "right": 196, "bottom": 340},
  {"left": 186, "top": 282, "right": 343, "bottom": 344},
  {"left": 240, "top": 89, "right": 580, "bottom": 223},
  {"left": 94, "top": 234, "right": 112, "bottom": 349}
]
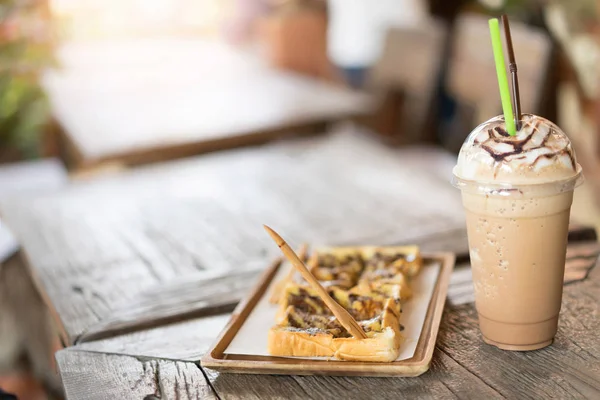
[
  {"left": 61, "top": 243, "right": 600, "bottom": 399},
  {"left": 437, "top": 258, "right": 600, "bottom": 399},
  {"left": 43, "top": 38, "right": 370, "bottom": 169},
  {"left": 58, "top": 348, "right": 502, "bottom": 400},
  {"left": 76, "top": 267, "right": 264, "bottom": 343},
  {"left": 75, "top": 314, "right": 231, "bottom": 362},
  {"left": 203, "top": 348, "right": 502, "bottom": 400},
  {"left": 0, "top": 129, "right": 465, "bottom": 344},
  {"left": 56, "top": 350, "right": 215, "bottom": 400}
]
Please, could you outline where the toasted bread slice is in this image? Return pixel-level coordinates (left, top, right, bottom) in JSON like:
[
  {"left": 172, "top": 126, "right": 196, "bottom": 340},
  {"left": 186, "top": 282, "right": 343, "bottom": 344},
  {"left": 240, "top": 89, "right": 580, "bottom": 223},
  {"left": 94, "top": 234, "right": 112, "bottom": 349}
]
[
  {"left": 334, "top": 327, "right": 400, "bottom": 362},
  {"left": 267, "top": 245, "right": 419, "bottom": 362},
  {"left": 306, "top": 247, "right": 364, "bottom": 289},
  {"left": 275, "top": 282, "right": 349, "bottom": 323},
  {"left": 268, "top": 326, "right": 336, "bottom": 357},
  {"left": 359, "top": 245, "right": 422, "bottom": 278},
  {"left": 269, "top": 297, "right": 403, "bottom": 362}
]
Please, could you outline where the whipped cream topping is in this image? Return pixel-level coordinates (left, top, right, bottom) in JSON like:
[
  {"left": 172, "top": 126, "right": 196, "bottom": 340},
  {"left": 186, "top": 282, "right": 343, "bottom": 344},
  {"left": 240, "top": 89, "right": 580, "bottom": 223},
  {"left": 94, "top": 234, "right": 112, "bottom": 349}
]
[{"left": 454, "top": 114, "right": 580, "bottom": 184}]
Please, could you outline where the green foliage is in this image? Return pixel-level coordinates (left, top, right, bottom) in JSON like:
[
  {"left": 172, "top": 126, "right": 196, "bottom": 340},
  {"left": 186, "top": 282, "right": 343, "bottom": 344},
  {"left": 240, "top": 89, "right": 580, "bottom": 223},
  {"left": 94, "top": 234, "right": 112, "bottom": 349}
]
[{"left": 0, "top": 0, "right": 54, "bottom": 160}]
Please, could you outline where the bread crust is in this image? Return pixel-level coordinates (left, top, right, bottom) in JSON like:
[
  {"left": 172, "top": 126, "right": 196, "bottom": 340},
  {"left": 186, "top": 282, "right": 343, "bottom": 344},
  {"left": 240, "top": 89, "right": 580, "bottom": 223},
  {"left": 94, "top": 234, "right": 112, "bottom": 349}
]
[
  {"left": 269, "top": 299, "right": 403, "bottom": 362},
  {"left": 268, "top": 327, "right": 336, "bottom": 357}
]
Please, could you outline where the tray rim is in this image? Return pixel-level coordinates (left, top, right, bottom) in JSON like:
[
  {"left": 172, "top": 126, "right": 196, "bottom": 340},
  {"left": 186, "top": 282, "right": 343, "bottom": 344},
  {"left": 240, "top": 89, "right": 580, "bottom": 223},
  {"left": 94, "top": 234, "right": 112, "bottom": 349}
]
[{"left": 201, "top": 251, "right": 456, "bottom": 377}]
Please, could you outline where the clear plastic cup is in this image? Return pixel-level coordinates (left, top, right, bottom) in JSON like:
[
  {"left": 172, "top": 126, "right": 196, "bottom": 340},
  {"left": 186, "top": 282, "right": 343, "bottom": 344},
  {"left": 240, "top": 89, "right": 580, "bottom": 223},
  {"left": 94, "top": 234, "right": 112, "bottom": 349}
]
[{"left": 452, "top": 114, "right": 583, "bottom": 350}]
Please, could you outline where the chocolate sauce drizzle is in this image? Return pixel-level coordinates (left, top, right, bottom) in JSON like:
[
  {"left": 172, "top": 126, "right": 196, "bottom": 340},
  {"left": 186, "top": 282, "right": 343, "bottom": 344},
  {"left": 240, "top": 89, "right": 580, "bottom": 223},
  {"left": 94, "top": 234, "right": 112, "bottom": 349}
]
[{"left": 476, "top": 116, "right": 576, "bottom": 172}]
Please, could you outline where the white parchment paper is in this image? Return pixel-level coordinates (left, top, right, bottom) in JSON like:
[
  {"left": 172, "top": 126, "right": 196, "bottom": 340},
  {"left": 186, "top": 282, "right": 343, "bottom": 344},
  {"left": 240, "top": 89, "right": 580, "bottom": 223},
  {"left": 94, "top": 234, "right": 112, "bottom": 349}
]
[{"left": 225, "top": 260, "right": 441, "bottom": 361}]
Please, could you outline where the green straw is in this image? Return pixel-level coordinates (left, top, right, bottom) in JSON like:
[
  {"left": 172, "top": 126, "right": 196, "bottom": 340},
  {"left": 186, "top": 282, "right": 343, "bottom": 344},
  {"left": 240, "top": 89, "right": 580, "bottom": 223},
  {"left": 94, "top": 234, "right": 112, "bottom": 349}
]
[{"left": 489, "top": 18, "right": 516, "bottom": 136}]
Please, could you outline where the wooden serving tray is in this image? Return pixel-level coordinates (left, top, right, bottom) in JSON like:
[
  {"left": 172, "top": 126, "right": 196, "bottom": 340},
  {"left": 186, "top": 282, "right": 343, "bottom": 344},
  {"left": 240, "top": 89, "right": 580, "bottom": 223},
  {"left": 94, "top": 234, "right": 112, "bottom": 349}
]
[{"left": 201, "top": 252, "right": 455, "bottom": 377}]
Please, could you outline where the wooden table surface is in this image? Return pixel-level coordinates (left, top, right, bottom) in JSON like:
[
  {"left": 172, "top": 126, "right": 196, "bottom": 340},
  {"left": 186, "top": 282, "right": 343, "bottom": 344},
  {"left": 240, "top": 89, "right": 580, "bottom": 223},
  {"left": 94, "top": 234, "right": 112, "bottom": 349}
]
[
  {"left": 2, "top": 128, "right": 600, "bottom": 399},
  {"left": 55, "top": 249, "right": 600, "bottom": 400},
  {"left": 0, "top": 128, "right": 467, "bottom": 345},
  {"left": 43, "top": 38, "right": 370, "bottom": 169}
]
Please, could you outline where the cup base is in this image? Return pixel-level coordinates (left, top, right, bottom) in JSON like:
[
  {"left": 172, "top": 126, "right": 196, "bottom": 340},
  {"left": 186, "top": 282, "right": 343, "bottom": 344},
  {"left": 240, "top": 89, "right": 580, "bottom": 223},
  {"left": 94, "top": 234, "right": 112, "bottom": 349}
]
[
  {"left": 482, "top": 335, "right": 553, "bottom": 351},
  {"left": 478, "top": 313, "right": 558, "bottom": 351}
]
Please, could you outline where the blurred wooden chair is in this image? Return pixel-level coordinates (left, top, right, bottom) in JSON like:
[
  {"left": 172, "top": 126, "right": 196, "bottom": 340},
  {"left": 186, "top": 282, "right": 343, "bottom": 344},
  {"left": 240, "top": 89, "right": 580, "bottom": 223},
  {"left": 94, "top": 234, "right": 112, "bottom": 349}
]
[
  {"left": 258, "top": 1, "right": 338, "bottom": 82},
  {"left": 442, "top": 13, "right": 553, "bottom": 152},
  {"left": 367, "top": 18, "right": 448, "bottom": 144}
]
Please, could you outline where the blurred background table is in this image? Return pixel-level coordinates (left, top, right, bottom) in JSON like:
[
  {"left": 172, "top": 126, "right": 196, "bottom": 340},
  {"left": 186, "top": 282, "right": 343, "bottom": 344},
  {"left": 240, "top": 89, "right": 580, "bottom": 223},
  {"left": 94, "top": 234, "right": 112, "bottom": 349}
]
[{"left": 43, "top": 38, "right": 370, "bottom": 171}]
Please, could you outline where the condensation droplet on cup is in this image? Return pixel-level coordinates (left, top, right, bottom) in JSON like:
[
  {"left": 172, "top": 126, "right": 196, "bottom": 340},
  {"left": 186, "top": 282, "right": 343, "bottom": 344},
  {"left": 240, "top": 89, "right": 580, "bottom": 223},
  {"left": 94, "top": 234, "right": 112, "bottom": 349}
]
[
  {"left": 473, "top": 281, "right": 482, "bottom": 295},
  {"left": 499, "top": 260, "right": 509, "bottom": 271},
  {"left": 470, "top": 247, "right": 482, "bottom": 263},
  {"left": 487, "top": 233, "right": 496, "bottom": 246}
]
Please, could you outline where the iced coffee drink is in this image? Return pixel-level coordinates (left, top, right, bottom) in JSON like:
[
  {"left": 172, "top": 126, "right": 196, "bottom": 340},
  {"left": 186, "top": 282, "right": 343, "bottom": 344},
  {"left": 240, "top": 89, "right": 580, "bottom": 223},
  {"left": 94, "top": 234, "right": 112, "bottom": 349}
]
[{"left": 452, "top": 114, "right": 583, "bottom": 351}]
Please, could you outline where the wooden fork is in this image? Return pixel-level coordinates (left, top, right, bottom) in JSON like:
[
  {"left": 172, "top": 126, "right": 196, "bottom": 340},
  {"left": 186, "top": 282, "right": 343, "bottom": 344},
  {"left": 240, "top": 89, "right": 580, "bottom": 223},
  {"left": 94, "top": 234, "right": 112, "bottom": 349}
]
[{"left": 263, "top": 225, "right": 367, "bottom": 339}]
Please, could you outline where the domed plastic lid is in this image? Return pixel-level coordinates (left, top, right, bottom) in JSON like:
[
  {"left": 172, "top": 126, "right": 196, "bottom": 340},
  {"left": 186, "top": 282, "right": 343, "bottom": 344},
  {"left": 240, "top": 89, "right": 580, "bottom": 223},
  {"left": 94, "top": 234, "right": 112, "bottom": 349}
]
[{"left": 452, "top": 114, "right": 583, "bottom": 195}]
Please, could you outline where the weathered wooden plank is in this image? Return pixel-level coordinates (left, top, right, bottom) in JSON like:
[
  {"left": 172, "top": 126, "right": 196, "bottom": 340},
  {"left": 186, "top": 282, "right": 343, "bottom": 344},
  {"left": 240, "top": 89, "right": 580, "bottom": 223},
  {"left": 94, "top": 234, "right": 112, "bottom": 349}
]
[
  {"left": 72, "top": 227, "right": 597, "bottom": 343},
  {"left": 64, "top": 334, "right": 502, "bottom": 399},
  {"left": 76, "top": 267, "right": 264, "bottom": 343},
  {"left": 437, "top": 258, "right": 600, "bottom": 398},
  {"left": 56, "top": 350, "right": 216, "bottom": 400},
  {"left": 71, "top": 309, "right": 497, "bottom": 399},
  {"left": 75, "top": 314, "right": 230, "bottom": 362},
  {"left": 203, "top": 348, "right": 502, "bottom": 400},
  {"left": 0, "top": 131, "right": 466, "bottom": 344}
]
